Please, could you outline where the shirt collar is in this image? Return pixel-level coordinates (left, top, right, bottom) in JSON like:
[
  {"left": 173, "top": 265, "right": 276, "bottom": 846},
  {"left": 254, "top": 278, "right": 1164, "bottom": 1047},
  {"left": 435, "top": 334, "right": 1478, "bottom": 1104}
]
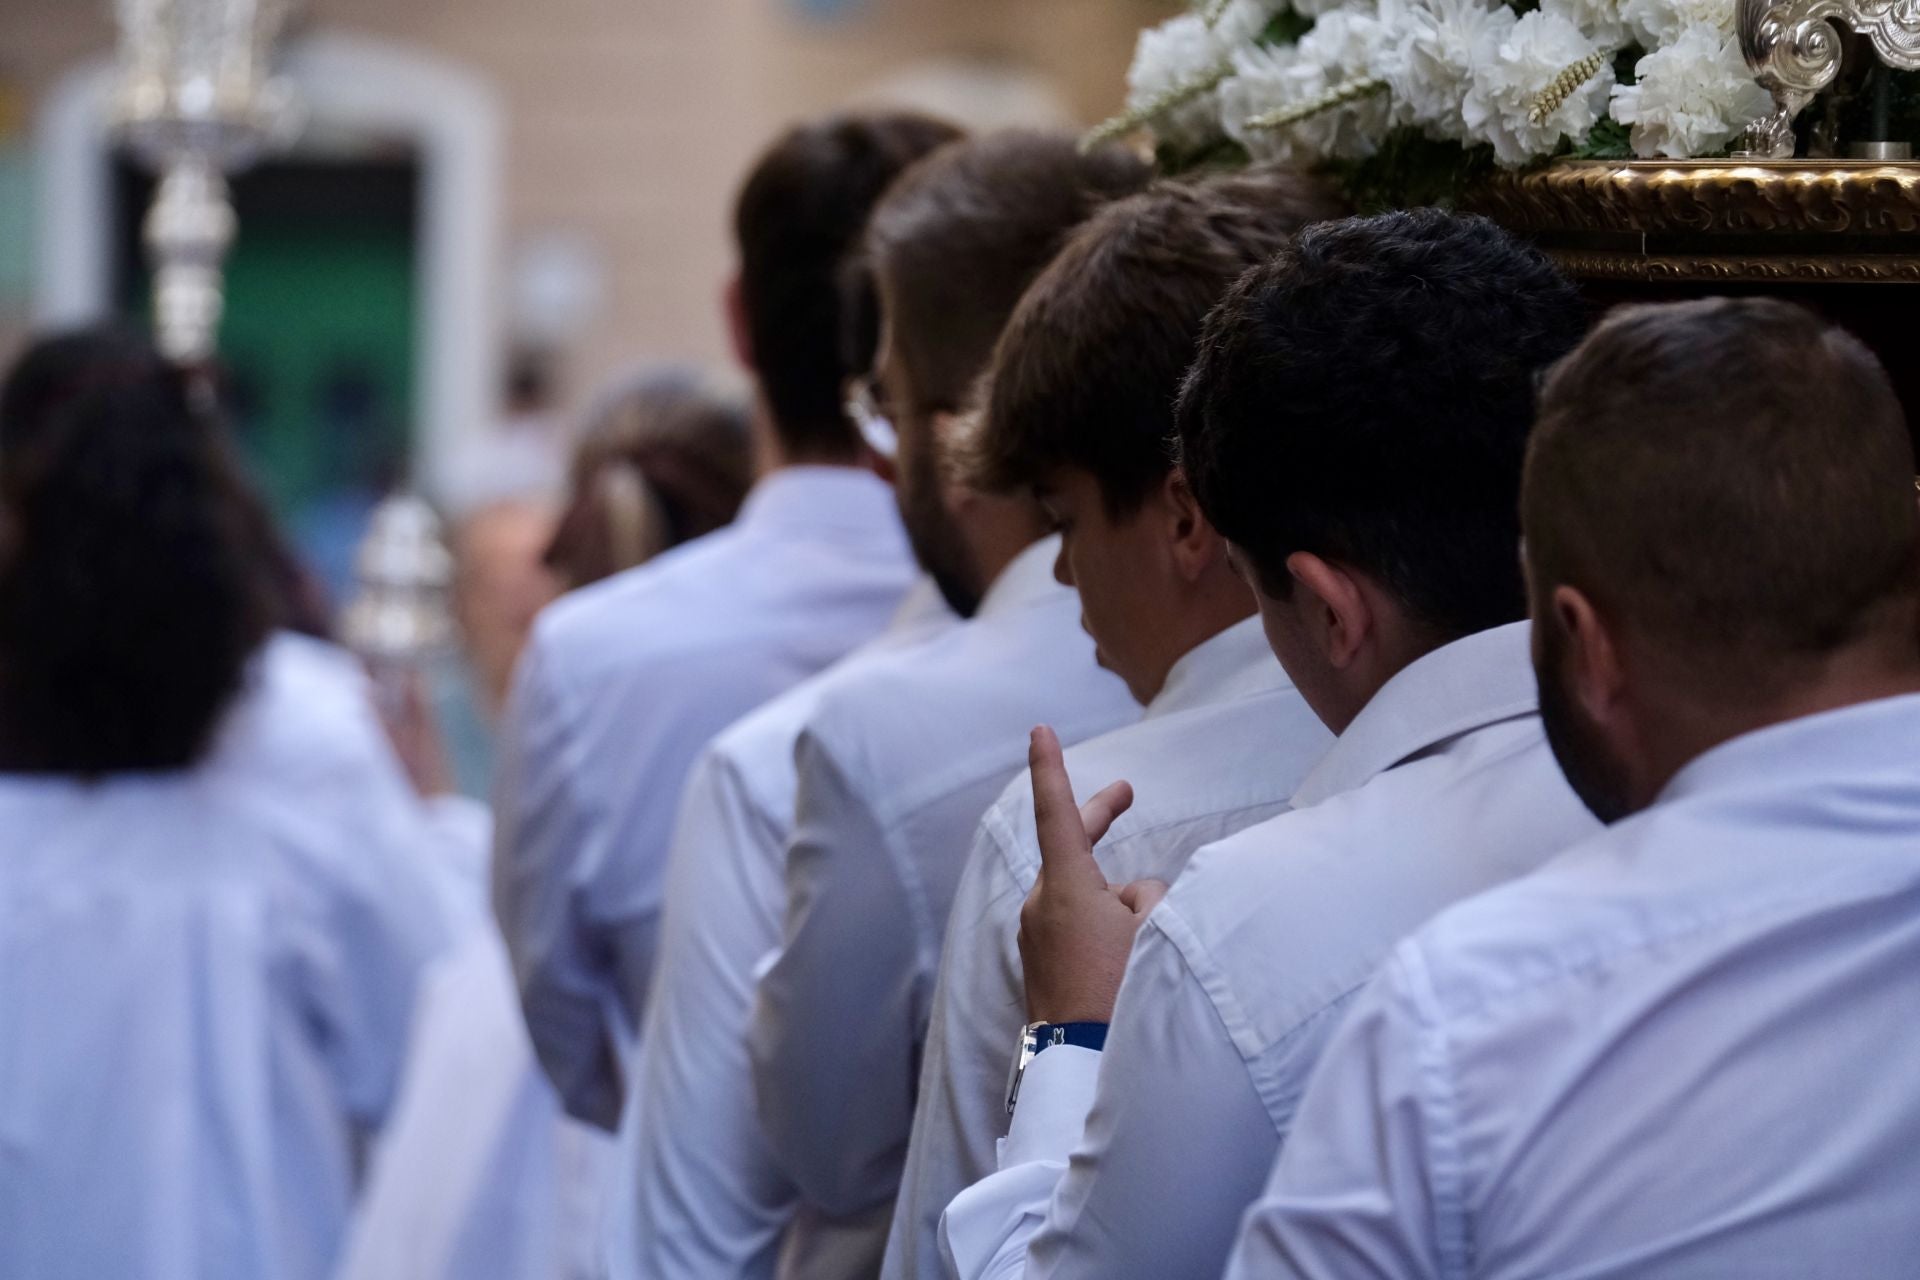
[
  {"left": 1289, "top": 620, "right": 1539, "bottom": 810},
  {"left": 1144, "top": 615, "right": 1290, "bottom": 721},
  {"left": 735, "top": 465, "right": 900, "bottom": 535},
  {"left": 975, "top": 535, "right": 1067, "bottom": 620},
  {"left": 1658, "top": 691, "right": 1920, "bottom": 807}
]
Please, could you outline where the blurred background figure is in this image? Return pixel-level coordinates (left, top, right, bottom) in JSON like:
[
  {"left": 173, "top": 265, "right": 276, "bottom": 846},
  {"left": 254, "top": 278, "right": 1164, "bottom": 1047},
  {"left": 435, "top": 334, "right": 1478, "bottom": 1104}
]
[
  {"left": 543, "top": 365, "right": 756, "bottom": 592},
  {"left": 0, "top": 327, "right": 454, "bottom": 1280}
]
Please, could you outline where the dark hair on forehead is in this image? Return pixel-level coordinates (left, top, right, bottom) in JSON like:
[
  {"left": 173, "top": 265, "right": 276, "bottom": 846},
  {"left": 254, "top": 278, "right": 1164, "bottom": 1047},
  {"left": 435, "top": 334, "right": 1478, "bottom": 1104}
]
[
  {"left": 734, "top": 111, "right": 962, "bottom": 460},
  {"left": 967, "top": 166, "right": 1349, "bottom": 515},
  {"left": 1176, "top": 208, "right": 1588, "bottom": 640},
  {"left": 1525, "top": 297, "right": 1920, "bottom": 693},
  {"left": 863, "top": 130, "right": 1152, "bottom": 414}
]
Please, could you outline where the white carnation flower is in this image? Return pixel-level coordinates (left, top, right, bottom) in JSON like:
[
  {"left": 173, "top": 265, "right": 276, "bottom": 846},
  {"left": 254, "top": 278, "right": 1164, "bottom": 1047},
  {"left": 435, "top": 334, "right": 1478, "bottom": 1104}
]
[
  {"left": 1544, "top": 0, "right": 1629, "bottom": 50},
  {"left": 1463, "top": 7, "right": 1617, "bottom": 166},
  {"left": 1220, "top": 41, "right": 1312, "bottom": 163},
  {"left": 1125, "top": 14, "right": 1237, "bottom": 152},
  {"left": 1620, "top": 0, "right": 1737, "bottom": 47},
  {"left": 1378, "top": 0, "right": 1519, "bottom": 140},
  {"left": 1221, "top": 6, "right": 1396, "bottom": 162},
  {"left": 1610, "top": 22, "right": 1772, "bottom": 157}
]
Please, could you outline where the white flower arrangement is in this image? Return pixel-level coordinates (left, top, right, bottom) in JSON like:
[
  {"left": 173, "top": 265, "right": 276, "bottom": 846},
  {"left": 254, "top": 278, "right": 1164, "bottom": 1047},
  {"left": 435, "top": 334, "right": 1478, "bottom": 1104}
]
[{"left": 1105, "top": 0, "right": 1777, "bottom": 189}]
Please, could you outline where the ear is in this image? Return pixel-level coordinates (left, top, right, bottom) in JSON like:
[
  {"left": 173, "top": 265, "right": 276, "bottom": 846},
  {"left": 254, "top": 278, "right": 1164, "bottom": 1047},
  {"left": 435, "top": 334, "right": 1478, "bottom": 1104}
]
[
  {"left": 1164, "top": 468, "right": 1222, "bottom": 584},
  {"left": 1552, "top": 584, "right": 1625, "bottom": 723},
  {"left": 1286, "top": 551, "right": 1372, "bottom": 671},
  {"left": 723, "top": 274, "right": 754, "bottom": 372}
]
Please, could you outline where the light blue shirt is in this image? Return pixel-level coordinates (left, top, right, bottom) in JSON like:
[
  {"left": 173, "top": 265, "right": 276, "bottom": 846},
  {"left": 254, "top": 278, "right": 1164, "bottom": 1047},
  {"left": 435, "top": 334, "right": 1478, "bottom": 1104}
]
[
  {"left": 884, "top": 616, "right": 1331, "bottom": 1280},
  {"left": 0, "top": 634, "right": 452, "bottom": 1280},
  {"left": 941, "top": 622, "right": 1600, "bottom": 1280},
  {"left": 748, "top": 537, "right": 1138, "bottom": 1243},
  {"left": 492, "top": 466, "right": 914, "bottom": 1128},
  {"left": 604, "top": 580, "right": 953, "bottom": 1280},
  {"left": 1227, "top": 691, "right": 1920, "bottom": 1280}
]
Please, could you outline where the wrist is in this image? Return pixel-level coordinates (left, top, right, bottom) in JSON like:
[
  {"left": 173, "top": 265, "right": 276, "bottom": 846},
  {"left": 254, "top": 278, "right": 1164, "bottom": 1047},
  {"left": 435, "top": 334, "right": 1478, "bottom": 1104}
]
[{"left": 1006, "top": 1020, "right": 1108, "bottom": 1115}]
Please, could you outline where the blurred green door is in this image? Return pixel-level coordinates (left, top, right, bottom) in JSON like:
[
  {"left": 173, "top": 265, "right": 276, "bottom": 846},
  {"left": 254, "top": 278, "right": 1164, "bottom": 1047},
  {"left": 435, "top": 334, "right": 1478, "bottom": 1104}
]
[{"left": 115, "top": 153, "right": 419, "bottom": 606}]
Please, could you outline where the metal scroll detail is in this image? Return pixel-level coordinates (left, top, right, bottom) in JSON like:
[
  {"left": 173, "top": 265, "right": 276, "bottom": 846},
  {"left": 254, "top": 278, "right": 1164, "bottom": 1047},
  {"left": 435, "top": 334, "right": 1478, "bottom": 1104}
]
[{"left": 1734, "top": 0, "right": 1920, "bottom": 157}]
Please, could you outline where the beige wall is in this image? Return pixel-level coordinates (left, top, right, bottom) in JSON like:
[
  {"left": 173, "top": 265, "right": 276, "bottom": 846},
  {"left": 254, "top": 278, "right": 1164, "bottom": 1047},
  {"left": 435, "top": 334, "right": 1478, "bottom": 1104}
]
[{"left": 0, "top": 0, "right": 1173, "bottom": 415}]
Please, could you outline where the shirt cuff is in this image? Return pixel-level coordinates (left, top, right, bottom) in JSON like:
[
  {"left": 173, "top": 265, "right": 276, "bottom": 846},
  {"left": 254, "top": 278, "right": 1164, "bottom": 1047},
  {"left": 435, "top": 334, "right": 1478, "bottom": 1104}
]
[{"left": 1002, "top": 1044, "right": 1102, "bottom": 1169}]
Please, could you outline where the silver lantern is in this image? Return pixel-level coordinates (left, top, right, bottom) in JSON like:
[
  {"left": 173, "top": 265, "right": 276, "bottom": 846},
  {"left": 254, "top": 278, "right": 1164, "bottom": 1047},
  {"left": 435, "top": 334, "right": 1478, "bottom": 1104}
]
[
  {"left": 109, "top": 0, "right": 300, "bottom": 362},
  {"left": 339, "top": 494, "right": 457, "bottom": 715}
]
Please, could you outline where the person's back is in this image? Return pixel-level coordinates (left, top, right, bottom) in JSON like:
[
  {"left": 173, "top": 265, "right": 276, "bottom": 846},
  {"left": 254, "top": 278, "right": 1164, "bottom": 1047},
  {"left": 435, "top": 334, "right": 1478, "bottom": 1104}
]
[
  {"left": 743, "top": 133, "right": 1151, "bottom": 1252},
  {"left": 886, "top": 172, "right": 1347, "bottom": 1279},
  {"left": 492, "top": 111, "right": 963, "bottom": 1131},
  {"left": 0, "top": 330, "right": 449, "bottom": 1280},
  {"left": 1228, "top": 299, "right": 1920, "bottom": 1280}
]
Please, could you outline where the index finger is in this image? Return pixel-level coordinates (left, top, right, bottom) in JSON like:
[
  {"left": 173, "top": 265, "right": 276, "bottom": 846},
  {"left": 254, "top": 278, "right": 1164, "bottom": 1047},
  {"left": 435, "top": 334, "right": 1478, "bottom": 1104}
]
[{"left": 1029, "top": 725, "right": 1105, "bottom": 890}]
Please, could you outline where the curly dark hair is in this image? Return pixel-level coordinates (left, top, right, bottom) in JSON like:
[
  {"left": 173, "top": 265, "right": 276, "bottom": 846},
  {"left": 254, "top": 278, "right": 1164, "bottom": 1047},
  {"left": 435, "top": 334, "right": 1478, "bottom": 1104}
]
[
  {"left": 1175, "top": 209, "right": 1588, "bottom": 641},
  {"left": 0, "top": 329, "right": 283, "bottom": 774}
]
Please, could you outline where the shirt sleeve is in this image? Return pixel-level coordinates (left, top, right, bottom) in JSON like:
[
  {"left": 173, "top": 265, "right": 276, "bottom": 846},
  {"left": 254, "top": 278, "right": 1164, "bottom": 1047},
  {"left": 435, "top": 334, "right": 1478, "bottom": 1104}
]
[
  {"left": 298, "top": 782, "right": 459, "bottom": 1130},
  {"left": 1222, "top": 951, "right": 1450, "bottom": 1280},
  {"left": 748, "top": 725, "right": 922, "bottom": 1218},
  {"left": 491, "top": 634, "right": 626, "bottom": 1131},
  {"left": 939, "top": 918, "right": 1278, "bottom": 1280},
  {"left": 885, "top": 814, "right": 1029, "bottom": 1280},
  {"left": 614, "top": 750, "right": 798, "bottom": 1278}
]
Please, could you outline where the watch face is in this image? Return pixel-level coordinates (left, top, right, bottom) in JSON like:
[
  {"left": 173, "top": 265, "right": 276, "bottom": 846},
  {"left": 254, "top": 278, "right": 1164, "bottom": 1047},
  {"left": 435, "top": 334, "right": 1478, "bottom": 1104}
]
[{"left": 1008, "top": 1023, "right": 1045, "bottom": 1115}]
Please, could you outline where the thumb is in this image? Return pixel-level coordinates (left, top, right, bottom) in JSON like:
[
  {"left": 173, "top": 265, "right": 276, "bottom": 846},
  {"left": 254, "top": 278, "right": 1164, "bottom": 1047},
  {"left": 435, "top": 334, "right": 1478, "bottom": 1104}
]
[
  {"left": 1117, "top": 878, "right": 1169, "bottom": 918},
  {"left": 1029, "top": 725, "right": 1106, "bottom": 892}
]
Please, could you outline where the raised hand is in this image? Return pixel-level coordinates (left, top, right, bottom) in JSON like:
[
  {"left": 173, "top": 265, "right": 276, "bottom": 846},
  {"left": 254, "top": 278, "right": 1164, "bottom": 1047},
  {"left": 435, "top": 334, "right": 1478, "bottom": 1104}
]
[{"left": 1018, "top": 725, "right": 1169, "bottom": 1024}]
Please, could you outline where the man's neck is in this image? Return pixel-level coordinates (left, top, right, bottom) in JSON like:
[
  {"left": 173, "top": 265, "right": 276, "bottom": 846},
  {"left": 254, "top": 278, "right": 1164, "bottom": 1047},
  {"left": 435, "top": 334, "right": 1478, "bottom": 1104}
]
[
  {"left": 1636, "top": 641, "right": 1920, "bottom": 806},
  {"left": 961, "top": 494, "right": 1052, "bottom": 605}
]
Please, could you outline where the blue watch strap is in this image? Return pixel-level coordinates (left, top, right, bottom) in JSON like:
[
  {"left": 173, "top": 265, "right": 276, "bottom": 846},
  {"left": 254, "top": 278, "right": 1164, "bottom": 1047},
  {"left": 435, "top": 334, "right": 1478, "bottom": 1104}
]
[{"left": 1032, "top": 1021, "right": 1109, "bottom": 1054}]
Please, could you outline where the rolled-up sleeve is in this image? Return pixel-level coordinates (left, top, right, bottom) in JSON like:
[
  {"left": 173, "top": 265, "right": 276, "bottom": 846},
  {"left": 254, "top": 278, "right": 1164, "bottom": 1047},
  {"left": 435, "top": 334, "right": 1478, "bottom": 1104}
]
[
  {"left": 940, "top": 917, "right": 1275, "bottom": 1280},
  {"left": 1224, "top": 953, "right": 1449, "bottom": 1280},
  {"left": 491, "top": 634, "right": 624, "bottom": 1130},
  {"left": 749, "top": 726, "right": 921, "bottom": 1218}
]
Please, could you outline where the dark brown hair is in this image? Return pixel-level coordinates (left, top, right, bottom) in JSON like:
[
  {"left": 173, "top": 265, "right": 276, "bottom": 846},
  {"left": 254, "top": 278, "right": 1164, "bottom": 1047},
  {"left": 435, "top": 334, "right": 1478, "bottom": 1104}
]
[
  {"left": 734, "top": 111, "right": 962, "bottom": 461},
  {"left": 862, "top": 130, "right": 1151, "bottom": 416},
  {"left": 1175, "top": 209, "right": 1588, "bottom": 640},
  {"left": 966, "top": 167, "right": 1348, "bottom": 515},
  {"left": 0, "top": 329, "right": 281, "bottom": 774},
  {"left": 1525, "top": 297, "right": 1920, "bottom": 695}
]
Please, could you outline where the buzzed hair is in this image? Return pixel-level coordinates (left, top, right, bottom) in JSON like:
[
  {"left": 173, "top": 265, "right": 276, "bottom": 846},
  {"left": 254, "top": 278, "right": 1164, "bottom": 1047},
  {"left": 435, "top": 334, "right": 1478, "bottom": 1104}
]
[
  {"left": 1525, "top": 297, "right": 1920, "bottom": 695},
  {"left": 963, "top": 168, "right": 1349, "bottom": 515},
  {"left": 863, "top": 131, "right": 1151, "bottom": 415}
]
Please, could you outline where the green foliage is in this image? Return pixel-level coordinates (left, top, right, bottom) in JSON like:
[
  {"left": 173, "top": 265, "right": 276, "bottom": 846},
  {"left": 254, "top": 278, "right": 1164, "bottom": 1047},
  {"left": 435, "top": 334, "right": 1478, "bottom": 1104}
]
[
  {"left": 1156, "top": 135, "right": 1255, "bottom": 176},
  {"left": 1262, "top": 9, "right": 1316, "bottom": 44},
  {"left": 1318, "top": 128, "right": 1497, "bottom": 212},
  {"left": 1569, "top": 116, "right": 1633, "bottom": 160}
]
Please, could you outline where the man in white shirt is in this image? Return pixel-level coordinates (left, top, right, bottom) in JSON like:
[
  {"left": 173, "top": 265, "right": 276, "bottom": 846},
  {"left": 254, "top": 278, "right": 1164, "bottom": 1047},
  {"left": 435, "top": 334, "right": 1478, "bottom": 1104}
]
[
  {"left": 493, "top": 112, "right": 959, "bottom": 1129},
  {"left": 940, "top": 210, "right": 1600, "bottom": 1280},
  {"left": 880, "top": 171, "right": 1347, "bottom": 1280},
  {"left": 745, "top": 132, "right": 1152, "bottom": 1266},
  {"left": 1226, "top": 298, "right": 1920, "bottom": 1279}
]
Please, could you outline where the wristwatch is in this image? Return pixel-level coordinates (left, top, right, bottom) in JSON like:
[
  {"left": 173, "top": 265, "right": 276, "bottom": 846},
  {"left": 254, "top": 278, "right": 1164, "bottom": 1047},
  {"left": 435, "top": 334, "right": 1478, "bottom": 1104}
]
[{"left": 1006, "top": 1021, "right": 1109, "bottom": 1114}]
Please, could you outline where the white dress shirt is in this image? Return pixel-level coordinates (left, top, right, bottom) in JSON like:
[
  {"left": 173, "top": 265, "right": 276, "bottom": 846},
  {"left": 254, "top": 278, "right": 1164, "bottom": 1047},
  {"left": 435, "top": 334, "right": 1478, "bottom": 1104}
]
[
  {"left": 1226, "top": 692, "right": 1920, "bottom": 1280},
  {"left": 337, "top": 797, "right": 616, "bottom": 1280},
  {"left": 493, "top": 466, "right": 915, "bottom": 1127},
  {"left": 0, "top": 635, "right": 452, "bottom": 1280},
  {"left": 882, "top": 617, "right": 1331, "bottom": 1280},
  {"left": 749, "top": 536, "right": 1138, "bottom": 1246},
  {"left": 940, "top": 622, "right": 1600, "bottom": 1280},
  {"left": 604, "top": 581, "right": 954, "bottom": 1280}
]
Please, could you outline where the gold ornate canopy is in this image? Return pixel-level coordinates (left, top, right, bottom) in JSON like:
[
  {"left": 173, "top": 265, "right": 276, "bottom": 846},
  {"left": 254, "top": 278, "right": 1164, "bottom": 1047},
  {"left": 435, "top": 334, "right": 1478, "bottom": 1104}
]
[{"left": 1473, "top": 160, "right": 1920, "bottom": 284}]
